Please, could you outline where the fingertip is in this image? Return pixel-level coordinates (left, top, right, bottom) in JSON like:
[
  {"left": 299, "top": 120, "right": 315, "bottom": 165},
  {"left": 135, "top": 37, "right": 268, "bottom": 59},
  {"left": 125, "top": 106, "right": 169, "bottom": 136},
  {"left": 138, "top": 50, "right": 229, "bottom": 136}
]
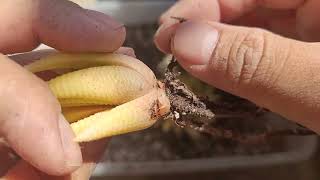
[
  {"left": 57, "top": 115, "right": 82, "bottom": 173},
  {"left": 35, "top": 1, "right": 126, "bottom": 53},
  {"left": 0, "top": 59, "right": 81, "bottom": 176},
  {"left": 154, "top": 21, "right": 180, "bottom": 54},
  {"left": 71, "top": 10, "right": 126, "bottom": 52},
  {"left": 171, "top": 21, "right": 219, "bottom": 66},
  {"left": 0, "top": 0, "right": 126, "bottom": 54},
  {"left": 155, "top": 0, "right": 221, "bottom": 55}
]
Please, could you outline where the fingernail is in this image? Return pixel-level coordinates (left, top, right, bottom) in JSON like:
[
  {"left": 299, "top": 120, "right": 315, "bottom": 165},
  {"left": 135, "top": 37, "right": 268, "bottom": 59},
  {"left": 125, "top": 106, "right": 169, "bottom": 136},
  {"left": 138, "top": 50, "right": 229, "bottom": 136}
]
[
  {"left": 58, "top": 114, "right": 82, "bottom": 168},
  {"left": 155, "top": 20, "right": 177, "bottom": 37},
  {"left": 154, "top": 24, "right": 166, "bottom": 41},
  {"left": 173, "top": 21, "right": 219, "bottom": 65},
  {"left": 85, "top": 9, "right": 124, "bottom": 31},
  {"left": 154, "top": 20, "right": 179, "bottom": 54}
]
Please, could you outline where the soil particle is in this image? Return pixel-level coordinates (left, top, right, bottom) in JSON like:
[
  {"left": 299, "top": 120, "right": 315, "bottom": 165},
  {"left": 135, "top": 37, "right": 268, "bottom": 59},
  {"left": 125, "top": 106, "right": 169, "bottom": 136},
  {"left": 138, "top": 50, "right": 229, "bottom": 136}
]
[
  {"left": 164, "top": 62, "right": 215, "bottom": 127},
  {"left": 162, "top": 57, "right": 316, "bottom": 142}
]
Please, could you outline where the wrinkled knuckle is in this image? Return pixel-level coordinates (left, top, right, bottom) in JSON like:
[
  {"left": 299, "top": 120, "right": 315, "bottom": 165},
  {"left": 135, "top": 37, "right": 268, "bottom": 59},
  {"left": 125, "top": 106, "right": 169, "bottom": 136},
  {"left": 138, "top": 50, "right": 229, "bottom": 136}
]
[{"left": 227, "top": 28, "right": 268, "bottom": 91}]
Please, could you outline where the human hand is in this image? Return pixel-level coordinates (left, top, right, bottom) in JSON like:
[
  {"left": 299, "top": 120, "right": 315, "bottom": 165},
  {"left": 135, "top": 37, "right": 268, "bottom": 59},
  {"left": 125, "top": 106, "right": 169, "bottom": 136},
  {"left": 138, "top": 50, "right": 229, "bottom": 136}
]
[
  {"left": 154, "top": 0, "right": 320, "bottom": 133},
  {"left": 0, "top": 0, "right": 126, "bottom": 179}
]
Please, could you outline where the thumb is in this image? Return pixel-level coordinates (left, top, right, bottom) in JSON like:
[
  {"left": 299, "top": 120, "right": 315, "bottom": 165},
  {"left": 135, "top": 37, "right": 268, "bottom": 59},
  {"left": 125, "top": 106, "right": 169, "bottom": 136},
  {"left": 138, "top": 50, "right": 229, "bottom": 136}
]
[
  {"left": 155, "top": 21, "right": 320, "bottom": 133},
  {"left": 0, "top": 55, "right": 82, "bottom": 176}
]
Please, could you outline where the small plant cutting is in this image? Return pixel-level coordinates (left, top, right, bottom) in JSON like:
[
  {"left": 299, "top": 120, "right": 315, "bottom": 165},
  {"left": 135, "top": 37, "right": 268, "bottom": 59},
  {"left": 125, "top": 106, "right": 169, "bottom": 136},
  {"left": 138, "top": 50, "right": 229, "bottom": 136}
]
[
  {"left": 24, "top": 51, "right": 315, "bottom": 143},
  {"left": 25, "top": 53, "right": 170, "bottom": 142}
]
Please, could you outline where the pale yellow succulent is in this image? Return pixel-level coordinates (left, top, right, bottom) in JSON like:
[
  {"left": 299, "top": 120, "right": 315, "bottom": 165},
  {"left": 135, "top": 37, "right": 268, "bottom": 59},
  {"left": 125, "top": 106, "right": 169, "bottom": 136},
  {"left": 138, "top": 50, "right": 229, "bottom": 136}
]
[{"left": 25, "top": 53, "right": 170, "bottom": 142}]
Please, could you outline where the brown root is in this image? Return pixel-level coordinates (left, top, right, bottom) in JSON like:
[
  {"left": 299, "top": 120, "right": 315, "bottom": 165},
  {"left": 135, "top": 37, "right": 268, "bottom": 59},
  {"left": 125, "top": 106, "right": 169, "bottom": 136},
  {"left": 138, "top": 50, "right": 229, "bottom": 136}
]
[
  {"left": 162, "top": 57, "right": 316, "bottom": 142},
  {"left": 164, "top": 58, "right": 215, "bottom": 127}
]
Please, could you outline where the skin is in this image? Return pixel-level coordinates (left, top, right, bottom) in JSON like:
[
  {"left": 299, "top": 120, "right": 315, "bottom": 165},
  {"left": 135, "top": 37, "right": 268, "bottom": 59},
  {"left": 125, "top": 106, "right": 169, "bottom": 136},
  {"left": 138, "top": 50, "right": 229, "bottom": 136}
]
[
  {"left": 0, "top": 0, "right": 127, "bottom": 179},
  {"left": 154, "top": 0, "right": 320, "bottom": 134}
]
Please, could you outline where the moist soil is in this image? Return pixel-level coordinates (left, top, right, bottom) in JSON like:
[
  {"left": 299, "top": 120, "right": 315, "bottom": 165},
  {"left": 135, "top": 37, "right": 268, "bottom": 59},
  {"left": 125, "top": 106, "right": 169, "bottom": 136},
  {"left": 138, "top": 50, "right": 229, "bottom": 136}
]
[{"left": 104, "top": 24, "right": 313, "bottom": 162}]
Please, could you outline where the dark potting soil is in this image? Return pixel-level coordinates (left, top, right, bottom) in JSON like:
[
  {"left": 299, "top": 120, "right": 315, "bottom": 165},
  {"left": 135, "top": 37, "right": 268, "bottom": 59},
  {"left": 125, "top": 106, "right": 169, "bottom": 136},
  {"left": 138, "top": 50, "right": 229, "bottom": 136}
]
[{"left": 104, "top": 119, "right": 283, "bottom": 162}]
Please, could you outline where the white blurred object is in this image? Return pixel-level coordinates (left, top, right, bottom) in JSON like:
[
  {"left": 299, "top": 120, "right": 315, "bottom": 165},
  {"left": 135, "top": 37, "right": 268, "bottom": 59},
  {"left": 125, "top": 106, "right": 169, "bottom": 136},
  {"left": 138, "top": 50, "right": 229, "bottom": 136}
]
[
  {"left": 35, "top": 44, "right": 52, "bottom": 50},
  {"left": 90, "top": 0, "right": 175, "bottom": 26},
  {"left": 69, "top": 0, "right": 97, "bottom": 7},
  {"left": 68, "top": 0, "right": 176, "bottom": 25}
]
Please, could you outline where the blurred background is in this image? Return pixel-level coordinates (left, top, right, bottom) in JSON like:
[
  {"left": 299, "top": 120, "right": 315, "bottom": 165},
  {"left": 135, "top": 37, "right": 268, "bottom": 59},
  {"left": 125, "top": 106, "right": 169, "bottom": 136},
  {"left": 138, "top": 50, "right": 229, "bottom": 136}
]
[{"left": 69, "top": 1, "right": 320, "bottom": 180}]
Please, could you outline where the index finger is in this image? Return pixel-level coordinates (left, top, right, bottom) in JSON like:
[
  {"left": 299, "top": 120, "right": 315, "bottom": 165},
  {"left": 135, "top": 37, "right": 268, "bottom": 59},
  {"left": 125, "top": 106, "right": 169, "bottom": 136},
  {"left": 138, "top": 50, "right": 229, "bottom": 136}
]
[{"left": 0, "top": 0, "right": 125, "bottom": 54}]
